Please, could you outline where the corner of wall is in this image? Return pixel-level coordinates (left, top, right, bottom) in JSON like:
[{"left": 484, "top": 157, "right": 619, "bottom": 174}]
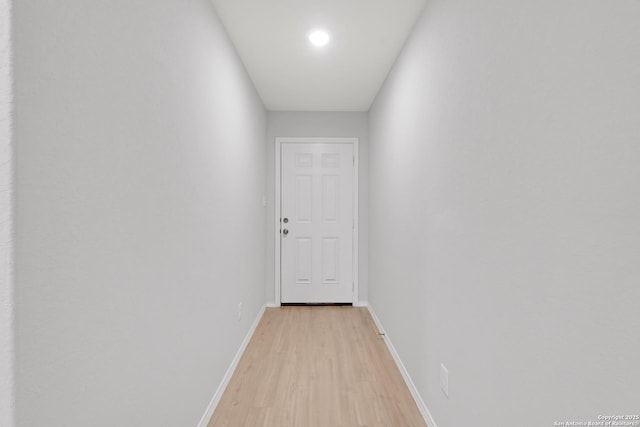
[{"left": 0, "top": 0, "right": 15, "bottom": 425}]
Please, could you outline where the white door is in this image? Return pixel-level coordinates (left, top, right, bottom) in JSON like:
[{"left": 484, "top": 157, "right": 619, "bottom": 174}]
[{"left": 280, "top": 143, "right": 354, "bottom": 303}]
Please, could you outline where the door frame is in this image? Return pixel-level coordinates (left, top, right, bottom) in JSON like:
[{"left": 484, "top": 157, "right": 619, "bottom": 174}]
[{"left": 274, "top": 137, "right": 359, "bottom": 306}]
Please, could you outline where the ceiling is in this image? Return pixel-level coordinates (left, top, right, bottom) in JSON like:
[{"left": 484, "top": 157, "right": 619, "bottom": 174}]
[{"left": 211, "top": 0, "right": 427, "bottom": 112}]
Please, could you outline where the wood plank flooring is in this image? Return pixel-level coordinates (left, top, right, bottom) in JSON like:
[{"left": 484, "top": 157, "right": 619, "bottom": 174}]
[{"left": 208, "top": 306, "right": 427, "bottom": 427}]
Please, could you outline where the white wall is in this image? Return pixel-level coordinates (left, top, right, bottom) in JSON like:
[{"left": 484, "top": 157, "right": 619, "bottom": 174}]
[
  {"left": 12, "top": 1, "right": 266, "bottom": 426},
  {"left": 266, "top": 112, "right": 369, "bottom": 304},
  {"left": 369, "top": 1, "right": 640, "bottom": 426},
  {"left": 0, "top": 0, "right": 15, "bottom": 426}
]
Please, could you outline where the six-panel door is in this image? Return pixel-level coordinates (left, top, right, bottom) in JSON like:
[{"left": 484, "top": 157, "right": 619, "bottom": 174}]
[{"left": 281, "top": 143, "right": 354, "bottom": 303}]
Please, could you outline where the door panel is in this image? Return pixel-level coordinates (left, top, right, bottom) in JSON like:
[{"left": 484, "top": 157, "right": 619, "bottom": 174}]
[
  {"left": 281, "top": 143, "right": 354, "bottom": 303},
  {"left": 322, "top": 175, "right": 339, "bottom": 223},
  {"left": 322, "top": 238, "right": 339, "bottom": 284},
  {"left": 295, "top": 238, "right": 312, "bottom": 284},
  {"left": 295, "top": 176, "right": 313, "bottom": 223}
]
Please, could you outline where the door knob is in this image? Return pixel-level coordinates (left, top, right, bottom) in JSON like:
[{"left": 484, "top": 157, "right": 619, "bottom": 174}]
[
  {"left": 283, "top": 218, "right": 289, "bottom": 223},
  {"left": 282, "top": 229, "right": 289, "bottom": 236}
]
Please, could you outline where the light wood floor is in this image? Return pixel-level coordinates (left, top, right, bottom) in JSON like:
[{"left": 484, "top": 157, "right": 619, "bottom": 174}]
[{"left": 208, "top": 306, "right": 427, "bottom": 427}]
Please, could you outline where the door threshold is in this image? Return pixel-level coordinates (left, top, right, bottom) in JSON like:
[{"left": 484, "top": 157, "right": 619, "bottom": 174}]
[{"left": 281, "top": 303, "right": 353, "bottom": 307}]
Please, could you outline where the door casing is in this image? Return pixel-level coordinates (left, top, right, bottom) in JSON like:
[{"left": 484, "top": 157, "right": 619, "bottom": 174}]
[{"left": 274, "top": 137, "right": 359, "bottom": 306}]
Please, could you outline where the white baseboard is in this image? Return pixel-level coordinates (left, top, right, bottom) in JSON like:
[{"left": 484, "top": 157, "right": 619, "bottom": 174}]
[
  {"left": 197, "top": 304, "right": 267, "bottom": 427},
  {"left": 366, "top": 305, "right": 438, "bottom": 427},
  {"left": 353, "top": 301, "right": 369, "bottom": 307}
]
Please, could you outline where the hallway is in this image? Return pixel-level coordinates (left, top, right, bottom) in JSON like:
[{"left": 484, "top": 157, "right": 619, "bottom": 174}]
[
  {"left": 2, "top": 0, "right": 639, "bottom": 426},
  {"left": 208, "top": 307, "right": 426, "bottom": 427}
]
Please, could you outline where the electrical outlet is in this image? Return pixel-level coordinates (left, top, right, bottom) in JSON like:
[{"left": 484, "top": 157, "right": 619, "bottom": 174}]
[
  {"left": 440, "top": 363, "right": 449, "bottom": 398},
  {"left": 237, "top": 302, "right": 243, "bottom": 321}
]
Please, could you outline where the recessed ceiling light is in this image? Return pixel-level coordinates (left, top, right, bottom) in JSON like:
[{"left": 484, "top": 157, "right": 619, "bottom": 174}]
[{"left": 308, "top": 30, "right": 330, "bottom": 47}]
